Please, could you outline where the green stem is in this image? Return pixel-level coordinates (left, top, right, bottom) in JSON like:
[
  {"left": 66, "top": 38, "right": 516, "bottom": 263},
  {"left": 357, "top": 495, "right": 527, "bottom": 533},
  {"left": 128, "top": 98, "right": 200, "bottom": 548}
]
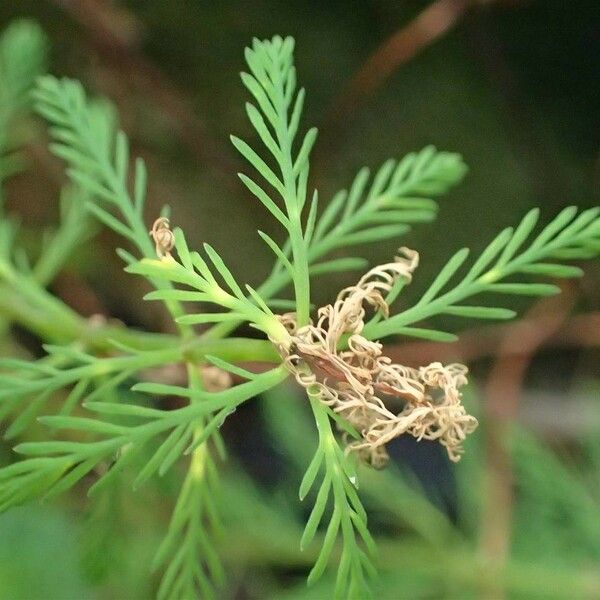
[
  {"left": 271, "top": 50, "right": 310, "bottom": 325},
  {"left": 7, "top": 338, "right": 279, "bottom": 399},
  {"left": 278, "top": 132, "right": 310, "bottom": 325}
]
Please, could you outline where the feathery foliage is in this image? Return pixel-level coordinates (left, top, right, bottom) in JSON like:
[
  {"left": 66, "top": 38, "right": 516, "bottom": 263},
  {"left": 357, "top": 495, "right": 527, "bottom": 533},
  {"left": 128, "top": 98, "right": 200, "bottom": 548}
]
[
  {"left": 299, "top": 396, "right": 376, "bottom": 598},
  {"left": 32, "top": 76, "right": 153, "bottom": 257},
  {"left": 0, "top": 26, "right": 598, "bottom": 600},
  {"left": 0, "top": 20, "right": 47, "bottom": 203},
  {"left": 365, "top": 205, "right": 600, "bottom": 341}
]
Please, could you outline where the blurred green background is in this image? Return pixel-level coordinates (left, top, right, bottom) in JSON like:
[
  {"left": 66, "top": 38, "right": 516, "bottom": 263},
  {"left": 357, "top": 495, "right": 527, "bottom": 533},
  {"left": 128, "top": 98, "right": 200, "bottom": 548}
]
[{"left": 0, "top": 1, "right": 598, "bottom": 598}]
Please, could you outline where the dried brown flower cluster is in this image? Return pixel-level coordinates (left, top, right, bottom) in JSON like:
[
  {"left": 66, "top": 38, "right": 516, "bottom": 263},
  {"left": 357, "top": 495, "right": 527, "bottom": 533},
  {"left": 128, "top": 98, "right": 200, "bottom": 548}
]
[
  {"left": 201, "top": 365, "right": 232, "bottom": 393},
  {"left": 272, "top": 248, "right": 478, "bottom": 466}
]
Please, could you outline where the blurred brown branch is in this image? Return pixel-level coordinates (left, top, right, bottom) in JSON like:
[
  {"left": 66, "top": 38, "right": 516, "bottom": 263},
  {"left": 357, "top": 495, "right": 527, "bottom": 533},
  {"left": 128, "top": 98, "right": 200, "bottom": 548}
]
[
  {"left": 338, "top": 0, "right": 471, "bottom": 115},
  {"left": 316, "top": 0, "right": 476, "bottom": 165},
  {"left": 189, "top": 308, "right": 600, "bottom": 383},
  {"left": 384, "top": 309, "right": 600, "bottom": 366},
  {"left": 48, "top": 0, "right": 240, "bottom": 187},
  {"left": 478, "top": 284, "right": 577, "bottom": 598}
]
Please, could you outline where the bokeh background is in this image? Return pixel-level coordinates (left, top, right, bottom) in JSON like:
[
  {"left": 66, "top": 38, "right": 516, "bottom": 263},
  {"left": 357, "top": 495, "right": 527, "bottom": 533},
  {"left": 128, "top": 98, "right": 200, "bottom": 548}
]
[{"left": 0, "top": 1, "right": 598, "bottom": 598}]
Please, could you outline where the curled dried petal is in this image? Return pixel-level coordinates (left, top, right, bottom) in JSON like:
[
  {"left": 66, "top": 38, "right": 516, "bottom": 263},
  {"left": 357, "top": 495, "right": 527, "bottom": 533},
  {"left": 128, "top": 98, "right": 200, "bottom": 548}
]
[{"left": 150, "top": 217, "right": 175, "bottom": 259}]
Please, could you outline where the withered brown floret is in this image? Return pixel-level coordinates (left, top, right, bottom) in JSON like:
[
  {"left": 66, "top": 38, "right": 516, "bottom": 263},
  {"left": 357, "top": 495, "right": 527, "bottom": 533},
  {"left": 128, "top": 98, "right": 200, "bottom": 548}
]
[{"left": 271, "top": 248, "right": 478, "bottom": 466}]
